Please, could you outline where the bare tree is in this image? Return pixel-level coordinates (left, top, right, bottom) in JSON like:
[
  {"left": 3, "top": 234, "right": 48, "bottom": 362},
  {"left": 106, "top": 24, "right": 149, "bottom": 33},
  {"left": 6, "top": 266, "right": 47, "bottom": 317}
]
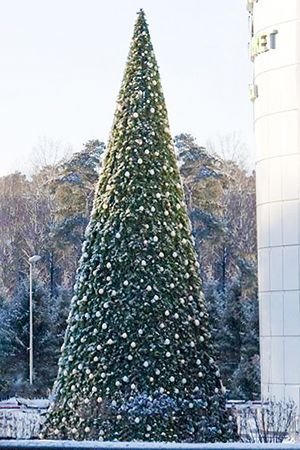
[
  {"left": 237, "top": 400, "right": 296, "bottom": 443},
  {"left": 206, "top": 131, "right": 253, "bottom": 171},
  {"left": 29, "top": 137, "right": 72, "bottom": 176}
]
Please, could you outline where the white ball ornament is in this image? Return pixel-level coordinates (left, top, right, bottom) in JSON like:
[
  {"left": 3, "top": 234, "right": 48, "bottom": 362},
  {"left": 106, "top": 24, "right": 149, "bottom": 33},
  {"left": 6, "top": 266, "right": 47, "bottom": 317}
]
[
  {"left": 107, "top": 338, "right": 114, "bottom": 345},
  {"left": 102, "top": 323, "right": 107, "bottom": 330},
  {"left": 123, "top": 376, "right": 129, "bottom": 382},
  {"left": 153, "top": 236, "right": 158, "bottom": 242},
  {"left": 135, "top": 417, "right": 140, "bottom": 424},
  {"left": 156, "top": 193, "right": 161, "bottom": 199},
  {"left": 131, "top": 342, "right": 137, "bottom": 348},
  {"left": 165, "top": 310, "right": 170, "bottom": 316},
  {"left": 138, "top": 158, "right": 143, "bottom": 164},
  {"left": 123, "top": 280, "right": 129, "bottom": 286},
  {"left": 182, "top": 378, "right": 187, "bottom": 384},
  {"left": 104, "top": 302, "right": 109, "bottom": 309},
  {"left": 164, "top": 338, "right": 170, "bottom": 345},
  {"left": 143, "top": 361, "right": 149, "bottom": 367},
  {"left": 141, "top": 260, "right": 147, "bottom": 266},
  {"left": 159, "top": 252, "right": 164, "bottom": 258},
  {"left": 138, "top": 329, "right": 143, "bottom": 335},
  {"left": 117, "top": 415, "right": 122, "bottom": 420},
  {"left": 151, "top": 206, "right": 155, "bottom": 212},
  {"left": 170, "top": 283, "right": 175, "bottom": 289},
  {"left": 116, "top": 232, "right": 121, "bottom": 239},
  {"left": 155, "top": 369, "right": 160, "bottom": 375},
  {"left": 125, "top": 171, "right": 130, "bottom": 178},
  {"left": 92, "top": 386, "right": 97, "bottom": 393},
  {"left": 96, "top": 311, "right": 101, "bottom": 318},
  {"left": 121, "top": 332, "right": 128, "bottom": 339},
  {"left": 195, "top": 319, "right": 200, "bottom": 326},
  {"left": 97, "top": 397, "right": 103, "bottom": 403},
  {"left": 133, "top": 112, "right": 139, "bottom": 118},
  {"left": 171, "top": 230, "right": 176, "bottom": 237},
  {"left": 128, "top": 355, "right": 133, "bottom": 361},
  {"left": 166, "top": 352, "right": 171, "bottom": 358},
  {"left": 170, "top": 376, "right": 175, "bottom": 382},
  {"left": 150, "top": 107, "right": 155, "bottom": 113},
  {"left": 99, "top": 288, "right": 104, "bottom": 294},
  {"left": 200, "top": 336, "right": 204, "bottom": 342},
  {"left": 149, "top": 169, "right": 155, "bottom": 175},
  {"left": 146, "top": 285, "right": 152, "bottom": 291},
  {"left": 175, "top": 333, "right": 179, "bottom": 339},
  {"left": 106, "top": 262, "right": 111, "bottom": 269},
  {"left": 139, "top": 206, "right": 144, "bottom": 212}
]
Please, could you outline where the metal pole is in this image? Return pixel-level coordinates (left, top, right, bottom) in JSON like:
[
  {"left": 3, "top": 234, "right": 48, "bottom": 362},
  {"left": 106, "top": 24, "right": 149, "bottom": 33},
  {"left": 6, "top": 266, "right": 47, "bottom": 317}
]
[{"left": 29, "top": 262, "right": 33, "bottom": 385}]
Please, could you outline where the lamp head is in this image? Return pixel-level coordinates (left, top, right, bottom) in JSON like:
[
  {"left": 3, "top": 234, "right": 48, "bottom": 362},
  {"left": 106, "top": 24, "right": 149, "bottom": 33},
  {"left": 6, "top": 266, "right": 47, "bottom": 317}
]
[{"left": 29, "top": 255, "right": 41, "bottom": 263}]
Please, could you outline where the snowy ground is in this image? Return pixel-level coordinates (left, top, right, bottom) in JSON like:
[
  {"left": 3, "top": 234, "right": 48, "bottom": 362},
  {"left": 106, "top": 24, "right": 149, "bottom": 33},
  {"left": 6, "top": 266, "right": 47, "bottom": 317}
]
[{"left": 0, "top": 441, "right": 300, "bottom": 449}]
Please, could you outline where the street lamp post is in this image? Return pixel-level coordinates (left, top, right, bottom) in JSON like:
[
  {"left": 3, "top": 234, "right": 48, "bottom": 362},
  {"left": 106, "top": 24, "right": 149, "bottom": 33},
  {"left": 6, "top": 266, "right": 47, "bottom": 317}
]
[{"left": 28, "top": 254, "right": 41, "bottom": 385}]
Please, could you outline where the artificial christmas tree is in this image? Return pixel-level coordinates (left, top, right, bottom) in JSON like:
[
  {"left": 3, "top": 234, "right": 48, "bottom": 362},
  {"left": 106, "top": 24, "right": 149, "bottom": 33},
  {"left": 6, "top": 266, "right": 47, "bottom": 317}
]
[{"left": 42, "top": 10, "right": 235, "bottom": 442}]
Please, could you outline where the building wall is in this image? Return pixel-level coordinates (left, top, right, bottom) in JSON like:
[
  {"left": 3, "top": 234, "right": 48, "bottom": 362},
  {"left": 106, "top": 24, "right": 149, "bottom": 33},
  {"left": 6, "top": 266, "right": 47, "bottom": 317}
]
[{"left": 253, "top": 0, "right": 300, "bottom": 404}]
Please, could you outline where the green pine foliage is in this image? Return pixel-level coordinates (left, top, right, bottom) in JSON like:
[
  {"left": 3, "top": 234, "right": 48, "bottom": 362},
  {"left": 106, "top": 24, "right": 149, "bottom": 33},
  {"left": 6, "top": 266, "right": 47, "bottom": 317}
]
[{"left": 42, "top": 10, "right": 236, "bottom": 442}]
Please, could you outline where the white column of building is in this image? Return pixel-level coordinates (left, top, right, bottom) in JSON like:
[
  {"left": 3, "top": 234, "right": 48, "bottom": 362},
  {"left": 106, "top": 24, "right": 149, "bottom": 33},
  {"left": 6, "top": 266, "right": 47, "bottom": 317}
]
[{"left": 253, "top": 0, "right": 300, "bottom": 405}]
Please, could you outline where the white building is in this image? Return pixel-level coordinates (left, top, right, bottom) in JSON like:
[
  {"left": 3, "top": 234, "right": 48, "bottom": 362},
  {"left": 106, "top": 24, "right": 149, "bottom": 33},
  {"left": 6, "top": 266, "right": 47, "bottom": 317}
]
[{"left": 250, "top": 0, "right": 300, "bottom": 405}]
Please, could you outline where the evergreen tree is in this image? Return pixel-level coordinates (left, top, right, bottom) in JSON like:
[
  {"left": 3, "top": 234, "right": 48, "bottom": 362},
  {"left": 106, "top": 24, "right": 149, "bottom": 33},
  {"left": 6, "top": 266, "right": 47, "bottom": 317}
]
[
  {"left": 0, "top": 279, "right": 54, "bottom": 397},
  {"left": 42, "top": 10, "right": 235, "bottom": 442}
]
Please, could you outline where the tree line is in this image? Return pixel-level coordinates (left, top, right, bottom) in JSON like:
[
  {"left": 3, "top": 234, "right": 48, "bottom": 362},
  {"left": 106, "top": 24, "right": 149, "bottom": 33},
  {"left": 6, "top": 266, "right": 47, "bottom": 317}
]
[{"left": 0, "top": 134, "right": 258, "bottom": 400}]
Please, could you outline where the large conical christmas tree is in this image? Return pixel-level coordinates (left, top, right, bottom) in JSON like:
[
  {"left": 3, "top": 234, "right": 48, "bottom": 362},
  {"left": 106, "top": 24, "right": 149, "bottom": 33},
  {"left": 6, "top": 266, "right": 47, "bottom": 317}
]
[{"left": 43, "top": 10, "right": 235, "bottom": 442}]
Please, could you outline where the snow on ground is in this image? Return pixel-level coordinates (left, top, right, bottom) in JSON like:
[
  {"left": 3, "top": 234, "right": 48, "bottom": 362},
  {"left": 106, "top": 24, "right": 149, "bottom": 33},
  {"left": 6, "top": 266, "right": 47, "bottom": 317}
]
[{"left": 0, "top": 441, "right": 300, "bottom": 449}]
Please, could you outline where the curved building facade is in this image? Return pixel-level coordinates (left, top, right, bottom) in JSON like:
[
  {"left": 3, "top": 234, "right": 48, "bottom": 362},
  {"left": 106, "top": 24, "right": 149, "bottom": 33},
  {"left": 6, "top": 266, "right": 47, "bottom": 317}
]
[{"left": 251, "top": 0, "right": 300, "bottom": 404}]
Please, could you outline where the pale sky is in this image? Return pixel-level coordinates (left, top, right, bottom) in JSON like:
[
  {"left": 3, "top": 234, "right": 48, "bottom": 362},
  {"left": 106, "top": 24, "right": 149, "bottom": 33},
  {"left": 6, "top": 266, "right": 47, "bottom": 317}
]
[{"left": 0, "top": 0, "right": 253, "bottom": 175}]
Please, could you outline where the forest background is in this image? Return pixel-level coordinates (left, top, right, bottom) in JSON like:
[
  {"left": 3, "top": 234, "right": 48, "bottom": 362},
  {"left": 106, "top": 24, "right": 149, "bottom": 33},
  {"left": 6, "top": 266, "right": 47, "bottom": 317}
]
[{"left": 0, "top": 133, "right": 258, "bottom": 401}]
